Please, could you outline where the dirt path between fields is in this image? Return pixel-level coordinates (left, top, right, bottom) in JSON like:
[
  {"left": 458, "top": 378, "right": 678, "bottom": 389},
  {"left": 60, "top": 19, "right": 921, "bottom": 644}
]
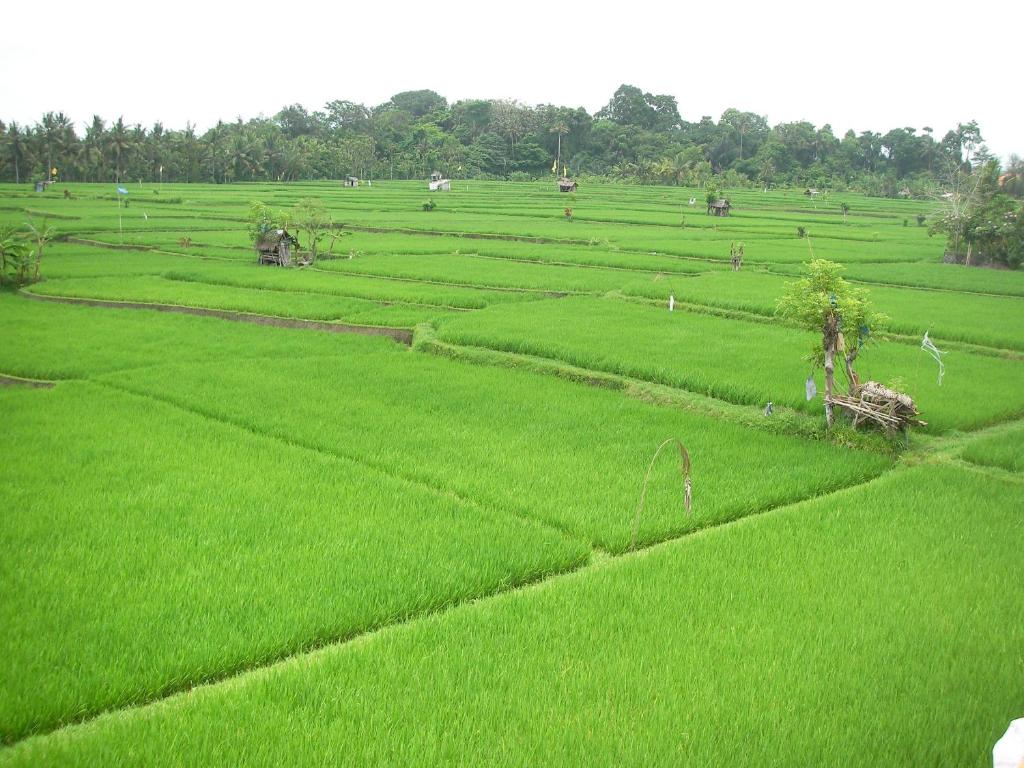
[
  {"left": 0, "top": 374, "right": 55, "bottom": 389},
  {"left": 18, "top": 291, "right": 414, "bottom": 345}
]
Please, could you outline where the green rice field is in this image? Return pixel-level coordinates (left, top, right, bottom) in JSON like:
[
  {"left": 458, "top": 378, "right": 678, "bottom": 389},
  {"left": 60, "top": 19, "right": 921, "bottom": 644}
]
[{"left": 1, "top": 180, "right": 1021, "bottom": 765}]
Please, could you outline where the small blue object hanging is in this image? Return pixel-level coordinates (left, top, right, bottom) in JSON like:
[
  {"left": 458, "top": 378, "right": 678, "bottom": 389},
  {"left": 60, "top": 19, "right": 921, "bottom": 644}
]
[
  {"left": 805, "top": 376, "right": 817, "bottom": 401},
  {"left": 763, "top": 401, "right": 774, "bottom": 416},
  {"left": 116, "top": 186, "right": 128, "bottom": 195}
]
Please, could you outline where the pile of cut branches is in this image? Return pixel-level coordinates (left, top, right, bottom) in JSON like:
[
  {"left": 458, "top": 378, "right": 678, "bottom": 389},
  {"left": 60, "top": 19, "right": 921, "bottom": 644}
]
[{"left": 827, "top": 381, "right": 926, "bottom": 432}]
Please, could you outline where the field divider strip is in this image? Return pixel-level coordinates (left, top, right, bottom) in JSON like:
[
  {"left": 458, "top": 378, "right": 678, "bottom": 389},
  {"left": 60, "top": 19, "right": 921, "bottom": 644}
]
[
  {"left": 17, "top": 290, "right": 415, "bottom": 344},
  {"left": 159, "top": 274, "right": 476, "bottom": 312},
  {"left": 3, "top": 441, "right": 903, "bottom": 752},
  {"left": 0, "top": 372, "right": 58, "bottom": 389},
  {"left": 614, "top": 293, "right": 1024, "bottom": 359},
  {"left": 420, "top": 334, "right": 1024, "bottom": 448},
  {"left": 337, "top": 223, "right": 596, "bottom": 246},
  {"left": 942, "top": 457, "right": 1024, "bottom": 484},
  {"left": 91, "top": 378, "right": 588, "bottom": 547},
  {"left": 463, "top": 251, "right": 718, "bottom": 276},
  {"left": 760, "top": 263, "right": 1024, "bottom": 301},
  {"left": 417, "top": 335, "right": 881, "bottom": 447},
  {"left": 308, "top": 266, "right": 576, "bottom": 297}
]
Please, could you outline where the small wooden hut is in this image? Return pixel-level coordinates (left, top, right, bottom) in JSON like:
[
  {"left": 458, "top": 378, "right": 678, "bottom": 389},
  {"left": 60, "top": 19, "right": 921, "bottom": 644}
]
[
  {"left": 558, "top": 177, "right": 577, "bottom": 192},
  {"left": 707, "top": 199, "right": 731, "bottom": 216},
  {"left": 344, "top": 176, "right": 359, "bottom": 187},
  {"left": 430, "top": 171, "right": 444, "bottom": 182},
  {"left": 429, "top": 178, "right": 450, "bottom": 192},
  {"left": 256, "top": 229, "right": 298, "bottom": 266}
]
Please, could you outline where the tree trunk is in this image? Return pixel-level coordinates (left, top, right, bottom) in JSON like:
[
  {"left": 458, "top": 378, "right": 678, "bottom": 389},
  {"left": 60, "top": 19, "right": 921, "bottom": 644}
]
[
  {"left": 823, "top": 317, "right": 838, "bottom": 427},
  {"left": 844, "top": 347, "right": 860, "bottom": 395},
  {"left": 824, "top": 343, "right": 836, "bottom": 427}
]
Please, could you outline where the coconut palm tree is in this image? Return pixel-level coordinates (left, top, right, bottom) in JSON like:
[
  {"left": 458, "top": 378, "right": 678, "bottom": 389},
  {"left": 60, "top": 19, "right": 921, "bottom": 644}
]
[
  {"left": 176, "top": 123, "right": 202, "bottom": 183},
  {"left": 2, "top": 122, "right": 29, "bottom": 183},
  {"left": 37, "top": 112, "right": 76, "bottom": 181},
  {"left": 108, "top": 117, "right": 132, "bottom": 182},
  {"left": 82, "top": 116, "right": 108, "bottom": 182}
]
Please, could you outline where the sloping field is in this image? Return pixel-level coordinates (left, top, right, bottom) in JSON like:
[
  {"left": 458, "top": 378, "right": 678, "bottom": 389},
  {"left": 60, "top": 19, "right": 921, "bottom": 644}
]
[
  {"left": 1, "top": 180, "right": 1020, "bottom": 765},
  {"left": 4, "top": 465, "right": 1020, "bottom": 767},
  {"left": 436, "top": 296, "right": 1024, "bottom": 431},
  {"left": 0, "top": 381, "right": 587, "bottom": 742}
]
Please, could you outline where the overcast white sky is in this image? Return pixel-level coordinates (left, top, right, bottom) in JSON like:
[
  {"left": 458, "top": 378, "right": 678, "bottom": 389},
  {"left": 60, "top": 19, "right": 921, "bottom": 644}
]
[{"left": 2, "top": 0, "right": 1019, "bottom": 160}]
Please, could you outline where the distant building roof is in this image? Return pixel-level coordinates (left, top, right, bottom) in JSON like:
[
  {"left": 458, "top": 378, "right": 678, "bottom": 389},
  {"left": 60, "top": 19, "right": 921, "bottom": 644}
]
[{"left": 256, "top": 229, "right": 297, "bottom": 251}]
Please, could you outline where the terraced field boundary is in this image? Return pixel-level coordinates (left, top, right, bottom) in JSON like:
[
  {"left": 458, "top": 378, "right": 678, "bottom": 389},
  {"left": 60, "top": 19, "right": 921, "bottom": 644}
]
[
  {"left": 0, "top": 374, "right": 55, "bottom": 389},
  {"left": 617, "top": 292, "right": 1024, "bottom": 360},
  {"left": 19, "top": 291, "right": 413, "bottom": 344},
  {"left": 1, "top": 454, "right": 896, "bottom": 751}
]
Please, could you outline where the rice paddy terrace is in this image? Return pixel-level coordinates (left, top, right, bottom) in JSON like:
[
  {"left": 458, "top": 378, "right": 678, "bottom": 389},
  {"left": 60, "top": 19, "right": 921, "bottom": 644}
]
[{"left": 1, "top": 180, "right": 1021, "bottom": 766}]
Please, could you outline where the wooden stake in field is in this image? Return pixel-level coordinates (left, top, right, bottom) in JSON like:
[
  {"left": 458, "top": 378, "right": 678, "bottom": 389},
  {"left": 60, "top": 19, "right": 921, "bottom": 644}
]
[{"left": 630, "top": 438, "right": 692, "bottom": 550}]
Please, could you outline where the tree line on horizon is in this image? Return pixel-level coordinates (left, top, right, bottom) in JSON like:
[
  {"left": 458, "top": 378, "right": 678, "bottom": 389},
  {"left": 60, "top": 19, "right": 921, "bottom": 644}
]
[{"left": 1, "top": 86, "right": 1021, "bottom": 197}]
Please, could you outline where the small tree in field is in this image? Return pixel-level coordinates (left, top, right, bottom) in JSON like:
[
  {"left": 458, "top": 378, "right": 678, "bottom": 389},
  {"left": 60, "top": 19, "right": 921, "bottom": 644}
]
[
  {"left": 777, "top": 260, "right": 886, "bottom": 427},
  {"left": 292, "top": 198, "right": 332, "bottom": 264},
  {"left": 24, "top": 216, "right": 54, "bottom": 282},
  {"left": 247, "top": 201, "right": 282, "bottom": 245},
  {"left": 0, "top": 226, "right": 33, "bottom": 287}
]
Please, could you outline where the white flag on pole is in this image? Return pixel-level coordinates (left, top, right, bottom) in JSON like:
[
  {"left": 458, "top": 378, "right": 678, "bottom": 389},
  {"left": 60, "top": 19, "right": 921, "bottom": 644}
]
[{"left": 921, "top": 331, "right": 947, "bottom": 385}]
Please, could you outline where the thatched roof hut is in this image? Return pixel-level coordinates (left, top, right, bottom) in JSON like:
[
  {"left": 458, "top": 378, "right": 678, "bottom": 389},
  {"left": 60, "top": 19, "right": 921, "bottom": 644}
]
[
  {"left": 558, "top": 177, "right": 577, "bottom": 192},
  {"left": 256, "top": 229, "right": 298, "bottom": 266},
  {"left": 707, "top": 199, "right": 731, "bottom": 216}
]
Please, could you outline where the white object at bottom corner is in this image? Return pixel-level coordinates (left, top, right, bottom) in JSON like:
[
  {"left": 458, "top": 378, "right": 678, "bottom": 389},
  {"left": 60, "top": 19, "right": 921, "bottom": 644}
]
[{"left": 994, "top": 718, "right": 1024, "bottom": 768}]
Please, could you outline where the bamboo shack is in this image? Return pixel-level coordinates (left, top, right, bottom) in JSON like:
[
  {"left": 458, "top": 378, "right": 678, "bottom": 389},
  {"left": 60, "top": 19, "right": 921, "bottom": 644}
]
[
  {"left": 429, "top": 178, "right": 450, "bottom": 192},
  {"left": 558, "top": 177, "right": 577, "bottom": 192},
  {"left": 707, "top": 199, "right": 731, "bottom": 216},
  {"left": 344, "top": 176, "right": 359, "bottom": 187},
  {"left": 256, "top": 229, "right": 299, "bottom": 266}
]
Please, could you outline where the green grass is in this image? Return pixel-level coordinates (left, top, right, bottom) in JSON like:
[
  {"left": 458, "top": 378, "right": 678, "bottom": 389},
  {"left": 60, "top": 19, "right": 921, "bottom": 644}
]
[
  {"left": 315, "top": 251, "right": 642, "bottom": 293},
  {"left": 961, "top": 422, "right": 1024, "bottom": 472},
  {"left": 0, "top": 381, "right": 588, "bottom": 742},
  {"left": 4, "top": 464, "right": 1020, "bottom": 766},
  {"left": 25, "top": 275, "right": 462, "bottom": 327},
  {"left": 436, "top": 296, "right": 1024, "bottom": 431},
  {"left": 622, "top": 269, "right": 1024, "bottom": 351},
  {"left": 771, "top": 260, "right": 1024, "bottom": 297},
  {"left": 96, "top": 342, "right": 891, "bottom": 552},
  {"left": 1, "top": 180, "right": 1020, "bottom": 764},
  {"left": 0, "top": 292, "right": 377, "bottom": 379}
]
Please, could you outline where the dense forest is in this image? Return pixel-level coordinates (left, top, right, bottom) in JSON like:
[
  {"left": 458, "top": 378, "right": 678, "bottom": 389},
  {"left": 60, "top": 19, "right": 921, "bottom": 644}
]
[{"left": 2, "top": 86, "right": 1022, "bottom": 197}]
